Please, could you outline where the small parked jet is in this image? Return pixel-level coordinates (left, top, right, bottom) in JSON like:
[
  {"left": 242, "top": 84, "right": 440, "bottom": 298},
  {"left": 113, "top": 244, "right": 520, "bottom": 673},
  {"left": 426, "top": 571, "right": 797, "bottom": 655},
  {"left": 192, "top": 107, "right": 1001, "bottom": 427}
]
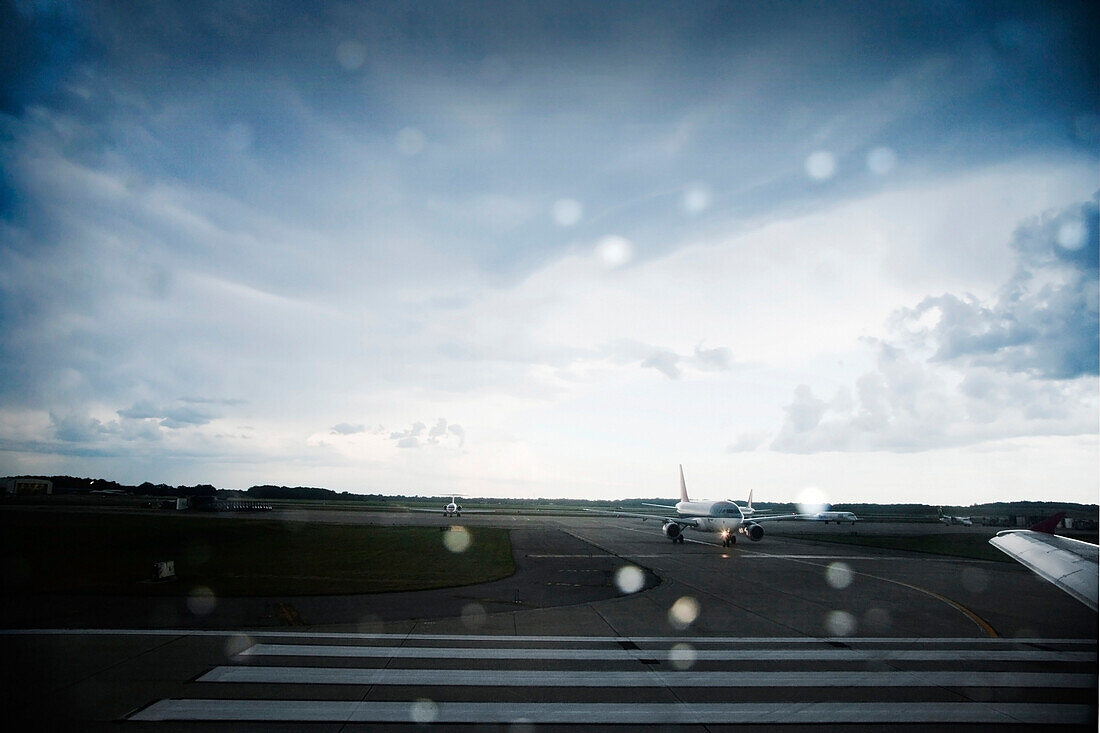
[
  {"left": 593, "top": 466, "right": 801, "bottom": 547},
  {"left": 938, "top": 508, "right": 972, "bottom": 526}
]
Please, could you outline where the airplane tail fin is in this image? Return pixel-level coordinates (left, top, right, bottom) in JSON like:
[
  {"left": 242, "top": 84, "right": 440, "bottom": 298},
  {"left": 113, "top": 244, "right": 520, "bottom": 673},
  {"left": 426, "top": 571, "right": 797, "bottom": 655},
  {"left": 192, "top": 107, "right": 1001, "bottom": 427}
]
[
  {"left": 1029, "top": 512, "right": 1066, "bottom": 534},
  {"left": 679, "top": 465, "right": 690, "bottom": 503},
  {"left": 747, "top": 489, "right": 753, "bottom": 511}
]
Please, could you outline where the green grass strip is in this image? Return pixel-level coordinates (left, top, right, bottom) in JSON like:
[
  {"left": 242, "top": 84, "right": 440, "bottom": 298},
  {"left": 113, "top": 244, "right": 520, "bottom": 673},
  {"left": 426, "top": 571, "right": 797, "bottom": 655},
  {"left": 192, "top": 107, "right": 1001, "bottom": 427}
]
[{"left": 1, "top": 510, "right": 514, "bottom": 596}]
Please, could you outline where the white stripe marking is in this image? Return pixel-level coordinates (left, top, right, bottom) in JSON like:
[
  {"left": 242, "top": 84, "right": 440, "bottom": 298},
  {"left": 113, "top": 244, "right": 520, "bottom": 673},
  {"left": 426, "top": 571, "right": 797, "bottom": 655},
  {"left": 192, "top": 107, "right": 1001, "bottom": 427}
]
[
  {"left": 198, "top": 666, "right": 1097, "bottom": 689},
  {"left": 129, "top": 700, "right": 1094, "bottom": 724},
  {"left": 240, "top": 644, "right": 1094, "bottom": 662},
  {"left": 1, "top": 630, "right": 1093, "bottom": 646}
]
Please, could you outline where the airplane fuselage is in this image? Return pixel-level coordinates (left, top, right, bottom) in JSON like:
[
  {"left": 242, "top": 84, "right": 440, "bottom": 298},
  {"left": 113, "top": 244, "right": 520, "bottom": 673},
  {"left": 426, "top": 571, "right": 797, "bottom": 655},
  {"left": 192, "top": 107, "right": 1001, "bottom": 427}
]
[
  {"left": 674, "top": 500, "right": 746, "bottom": 533},
  {"left": 815, "top": 511, "right": 858, "bottom": 524}
]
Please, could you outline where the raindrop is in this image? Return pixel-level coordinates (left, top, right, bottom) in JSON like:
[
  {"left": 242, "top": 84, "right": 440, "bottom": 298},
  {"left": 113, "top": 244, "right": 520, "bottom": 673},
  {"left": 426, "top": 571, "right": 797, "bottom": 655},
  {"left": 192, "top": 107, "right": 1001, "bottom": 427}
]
[
  {"left": 595, "top": 235, "right": 633, "bottom": 268},
  {"left": 442, "top": 526, "right": 472, "bottom": 554},
  {"left": 866, "top": 146, "right": 897, "bottom": 175},
  {"left": 356, "top": 614, "right": 381, "bottom": 632},
  {"left": 805, "top": 150, "right": 837, "bottom": 181},
  {"left": 668, "top": 596, "right": 700, "bottom": 630},
  {"left": 409, "top": 698, "right": 438, "bottom": 724},
  {"left": 668, "top": 642, "right": 697, "bottom": 670},
  {"left": 461, "top": 602, "right": 487, "bottom": 630},
  {"left": 226, "top": 122, "right": 253, "bottom": 152},
  {"left": 824, "top": 609, "right": 856, "bottom": 637},
  {"left": 186, "top": 586, "right": 217, "bottom": 617},
  {"left": 825, "top": 562, "right": 853, "bottom": 590},
  {"left": 1057, "top": 220, "right": 1087, "bottom": 251},
  {"left": 863, "top": 607, "right": 892, "bottom": 634},
  {"left": 224, "top": 634, "right": 253, "bottom": 658},
  {"left": 336, "top": 40, "right": 367, "bottom": 71},
  {"left": 396, "top": 127, "right": 426, "bottom": 156},
  {"left": 614, "top": 565, "right": 645, "bottom": 594},
  {"left": 682, "top": 183, "right": 712, "bottom": 214},
  {"left": 551, "top": 198, "right": 583, "bottom": 227}
]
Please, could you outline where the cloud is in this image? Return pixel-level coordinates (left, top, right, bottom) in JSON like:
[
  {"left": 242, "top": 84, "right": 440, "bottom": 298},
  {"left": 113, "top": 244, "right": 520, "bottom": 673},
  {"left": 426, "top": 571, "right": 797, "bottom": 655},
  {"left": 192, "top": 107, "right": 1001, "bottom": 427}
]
[
  {"left": 51, "top": 412, "right": 110, "bottom": 443},
  {"left": 770, "top": 196, "right": 1100, "bottom": 453},
  {"left": 892, "top": 194, "right": 1098, "bottom": 379},
  {"left": 728, "top": 431, "right": 769, "bottom": 453},
  {"left": 117, "top": 400, "right": 215, "bottom": 429},
  {"left": 389, "top": 419, "right": 465, "bottom": 449},
  {"left": 330, "top": 422, "right": 365, "bottom": 435},
  {"left": 641, "top": 350, "right": 683, "bottom": 379},
  {"left": 638, "top": 343, "right": 735, "bottom": 380}
]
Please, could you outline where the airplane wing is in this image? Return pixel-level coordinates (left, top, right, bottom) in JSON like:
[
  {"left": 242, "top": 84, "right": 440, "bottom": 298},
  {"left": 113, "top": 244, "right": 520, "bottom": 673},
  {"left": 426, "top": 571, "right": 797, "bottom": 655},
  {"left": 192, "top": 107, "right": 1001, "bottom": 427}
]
[
  {"left": 748, "top": 513, "right": 811, "bottom": 522},
  {"left": 989, "top": 518, "right": 1098, "bottom": 612},
  {"left": 401, "top": 507, "right": 497, "bottom": 513},
  {"left": 582, "top": 507, "right": 699, "bottom": 527}
]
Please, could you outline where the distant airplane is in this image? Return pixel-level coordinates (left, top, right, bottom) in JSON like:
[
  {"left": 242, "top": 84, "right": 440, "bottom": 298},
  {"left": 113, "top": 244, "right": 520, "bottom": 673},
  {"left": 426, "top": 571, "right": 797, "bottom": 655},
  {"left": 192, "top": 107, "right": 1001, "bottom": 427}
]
[
  {"left": 989, "top": 512, "right": 1098, "bottom": 612},
  {"left": 938, "top": 508, "right": 972, "bottom": 526},
  {"left": 591, "top": 466, "right": 802, "bottom": 547},
  {"left": 405, "top": 496, "right": 495, "bottom": 517},
  {"left": 810, "top": 510, "right": 859, "bottom": 525}
]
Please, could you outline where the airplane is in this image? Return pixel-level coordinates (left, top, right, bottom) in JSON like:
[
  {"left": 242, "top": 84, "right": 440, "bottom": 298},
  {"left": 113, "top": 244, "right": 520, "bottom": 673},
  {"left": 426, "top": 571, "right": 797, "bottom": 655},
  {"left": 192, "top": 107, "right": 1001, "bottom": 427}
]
[
  {"left": 938, "top": 508, "right": 972, "bottom": 526},
  {"left": 989, "top": 512, "right": 1098, "bottom": 611},
  {"left": 591, "top": 466, "right": 802, "bottom": 547},
  {"left": 405, "top": 496, "right": 496, "bottom": 517},
  {"left": 810, "top": 510, "right": 859, "bottom": 525}
]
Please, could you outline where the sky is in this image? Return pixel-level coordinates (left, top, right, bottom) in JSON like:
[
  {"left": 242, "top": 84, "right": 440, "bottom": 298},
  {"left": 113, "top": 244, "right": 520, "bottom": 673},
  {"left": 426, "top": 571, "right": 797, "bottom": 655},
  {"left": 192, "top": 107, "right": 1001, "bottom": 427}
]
[{"left": 0, "top": 1, "right": 1097, "bottom": 504}]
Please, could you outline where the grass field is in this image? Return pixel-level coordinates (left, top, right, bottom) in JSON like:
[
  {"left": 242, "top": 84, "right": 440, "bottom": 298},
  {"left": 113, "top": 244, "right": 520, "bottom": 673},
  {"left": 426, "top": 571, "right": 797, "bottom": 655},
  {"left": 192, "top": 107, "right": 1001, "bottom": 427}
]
[{"left": 0, "top": 510, "right": 515, "bottom": 596}]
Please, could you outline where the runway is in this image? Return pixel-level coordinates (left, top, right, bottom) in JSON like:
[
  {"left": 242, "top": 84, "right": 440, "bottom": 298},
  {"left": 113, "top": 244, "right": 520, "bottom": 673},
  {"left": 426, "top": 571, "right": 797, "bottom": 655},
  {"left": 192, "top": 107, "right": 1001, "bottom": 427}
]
[
  {"left": 1, "top": 509, "right": 1096, "bottom": 729},
  {"left": 126, "top": 633, "right": 1094, "bottom": 725}
]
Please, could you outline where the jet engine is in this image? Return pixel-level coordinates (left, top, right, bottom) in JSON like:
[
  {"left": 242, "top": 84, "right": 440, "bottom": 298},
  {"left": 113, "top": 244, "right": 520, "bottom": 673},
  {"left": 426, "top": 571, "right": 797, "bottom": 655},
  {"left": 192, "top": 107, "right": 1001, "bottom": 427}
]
[
  {"left": 741, "top": 522, "right": 764, "bottom": 541},
  {"left": 662, "top": 521, "right": 682, "bottom": 541}
]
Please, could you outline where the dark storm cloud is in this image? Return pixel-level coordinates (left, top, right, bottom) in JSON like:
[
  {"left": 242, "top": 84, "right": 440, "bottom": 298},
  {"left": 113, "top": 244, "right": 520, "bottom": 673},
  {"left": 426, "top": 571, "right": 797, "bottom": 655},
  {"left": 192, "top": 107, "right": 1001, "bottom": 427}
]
[
  {"left": 117, "top": 400, "right": 215, "bottom": 428},
  {"left": 898, "top": 194, "right": 1099, "bottom": 379}
]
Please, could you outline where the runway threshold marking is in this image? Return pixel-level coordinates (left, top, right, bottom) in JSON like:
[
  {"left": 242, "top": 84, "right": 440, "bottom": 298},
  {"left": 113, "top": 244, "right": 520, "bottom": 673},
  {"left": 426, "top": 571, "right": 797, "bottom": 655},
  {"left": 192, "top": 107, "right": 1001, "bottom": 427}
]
[
  {"left": 4, "top": 630, "right": 1093, "bottom": 644},
  {"left": 199, "top": 666, "right": 1097, "bottom": 688},
  {"left": 239, "top": 643, "right": 1093, "bottom": 662},
  {"left": 129, "top": 700, "right": 1094, "bottom": 724}
]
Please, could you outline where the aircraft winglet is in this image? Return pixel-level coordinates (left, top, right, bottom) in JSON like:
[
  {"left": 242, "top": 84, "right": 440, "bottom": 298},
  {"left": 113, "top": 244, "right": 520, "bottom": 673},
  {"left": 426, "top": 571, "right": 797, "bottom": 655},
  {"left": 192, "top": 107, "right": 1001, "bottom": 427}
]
[{"left": 1028, "top": 512, "right": 1066, "bottom": 534}]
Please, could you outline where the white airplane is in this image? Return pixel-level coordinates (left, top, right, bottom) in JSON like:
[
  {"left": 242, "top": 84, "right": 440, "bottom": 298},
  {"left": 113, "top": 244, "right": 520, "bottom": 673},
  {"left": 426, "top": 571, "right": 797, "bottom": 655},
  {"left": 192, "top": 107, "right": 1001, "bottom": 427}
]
[
  {"left": 404, "top": 496, "right": 474, "bottom": 517},
  {"left": 938, "top": 508, "right": 972, "bottom": 526},
  {"left": 810, "top": 510, "right": 859, "bottom": 525},
  {"left": 989, "top": 512, "right": 1098, "bottom": 611},
  {"left": 595, "top": 466, "right": 801, "bottom": 547}
]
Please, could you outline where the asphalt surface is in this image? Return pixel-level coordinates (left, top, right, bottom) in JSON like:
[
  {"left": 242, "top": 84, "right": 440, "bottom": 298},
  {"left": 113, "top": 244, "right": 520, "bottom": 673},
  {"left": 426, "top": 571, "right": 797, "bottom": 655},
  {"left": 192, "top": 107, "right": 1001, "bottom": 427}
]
[{"left": 1, "top": 509, "right": 1096, "bottom": 730}]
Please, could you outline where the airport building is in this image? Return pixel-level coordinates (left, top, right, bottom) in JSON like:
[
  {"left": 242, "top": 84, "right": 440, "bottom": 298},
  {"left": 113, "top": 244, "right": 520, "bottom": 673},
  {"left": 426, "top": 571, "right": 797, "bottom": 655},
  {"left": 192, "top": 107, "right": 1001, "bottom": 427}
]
[{"left": 2, "top": 477, "right": 52, "bottom": 496}]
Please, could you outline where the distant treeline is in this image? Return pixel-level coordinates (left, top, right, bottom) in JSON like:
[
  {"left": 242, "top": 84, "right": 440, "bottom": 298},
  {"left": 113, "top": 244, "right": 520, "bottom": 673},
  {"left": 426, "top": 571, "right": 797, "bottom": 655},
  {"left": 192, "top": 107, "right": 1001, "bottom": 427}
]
[
  {"left": 6, "top": 476, "right": 1096, "bottom": 518},
  {"left": 6, "top": 476, "right": 218, "bottom": 498}
]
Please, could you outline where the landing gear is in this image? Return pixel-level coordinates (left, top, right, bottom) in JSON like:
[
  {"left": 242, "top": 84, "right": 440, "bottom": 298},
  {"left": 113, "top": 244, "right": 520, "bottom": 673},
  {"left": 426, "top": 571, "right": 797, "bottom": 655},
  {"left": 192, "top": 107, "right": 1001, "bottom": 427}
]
[{"left": 672, "top": 535, "right": 685, "bottom": 544}]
